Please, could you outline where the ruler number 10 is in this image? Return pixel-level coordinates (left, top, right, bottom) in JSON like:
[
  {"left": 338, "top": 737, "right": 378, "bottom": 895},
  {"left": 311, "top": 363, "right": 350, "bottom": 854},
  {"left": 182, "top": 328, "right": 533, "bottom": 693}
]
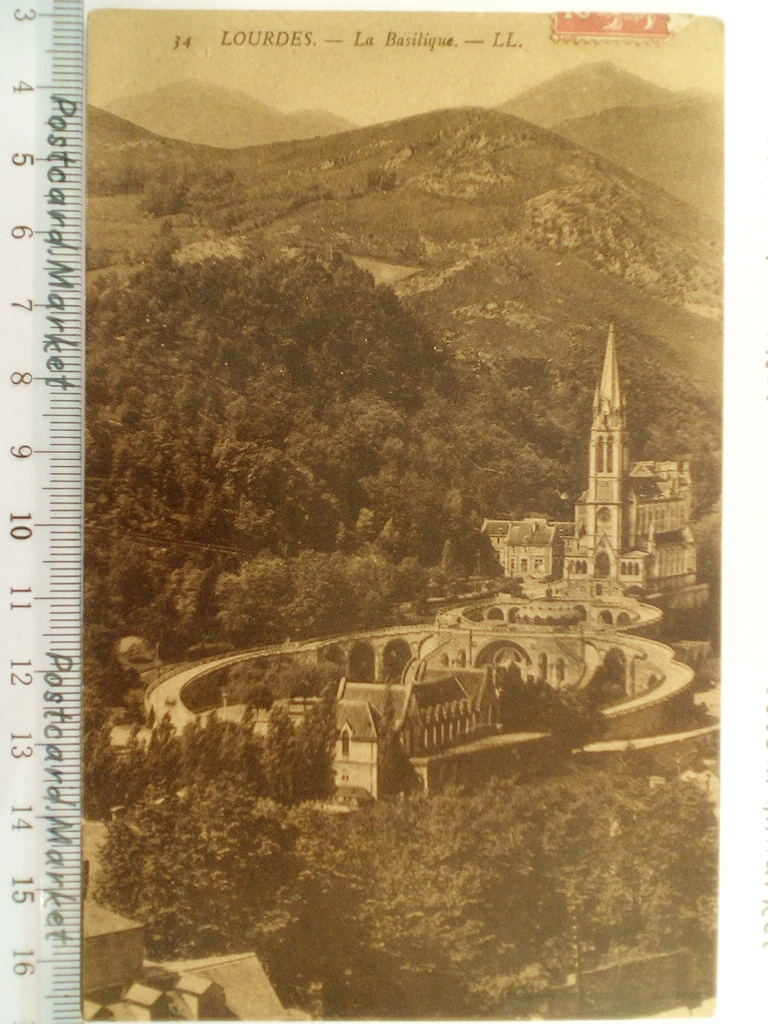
[{"left": 9, "top": 514, "right": 32, "bottom": 541}]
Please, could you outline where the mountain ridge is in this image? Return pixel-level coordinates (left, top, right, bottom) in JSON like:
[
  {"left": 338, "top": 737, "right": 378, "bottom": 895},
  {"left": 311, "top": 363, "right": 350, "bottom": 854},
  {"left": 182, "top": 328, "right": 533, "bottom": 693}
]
[
  {"left": 87, "top": 101, "right": 722, "bottom": 398},
  {"left": 497, "top": 61, "right": 680, "bottom": 129},
  {"left": 555, "top": 98, "right": 724, "bottom": 220},
  {"left": 102, "top": 78, "right": 356, "bottom": 148}
]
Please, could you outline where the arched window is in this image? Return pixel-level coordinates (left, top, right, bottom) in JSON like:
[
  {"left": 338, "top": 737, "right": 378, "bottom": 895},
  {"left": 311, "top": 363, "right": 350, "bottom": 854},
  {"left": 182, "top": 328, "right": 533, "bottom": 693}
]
[
  {"left": 538, "top": 652, "right": 548, "bottom": 681},
  {"left": 595, "top": 552, "right": 611, "bottom": 578},
  {"left": 597, "top": 438, "right": 605, "bottom": 473},
  {"left": 556, "top": 658, "right": 566, "bottom": 684},
  {"left": 341, "top": 732, "right": 350, "bottom": 758},
  {"left": 606, "top": 439, "right": 614, "bottom": 473}
]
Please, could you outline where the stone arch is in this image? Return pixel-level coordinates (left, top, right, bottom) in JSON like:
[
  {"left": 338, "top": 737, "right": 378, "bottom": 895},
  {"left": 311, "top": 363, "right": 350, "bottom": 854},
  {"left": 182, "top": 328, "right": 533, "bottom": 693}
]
[
  {"left": 575, "top": 605, "right": 588, "bottom": 621},
  {"left": 616, "top": 611, "right": 632, "bottom": 627},
  {"left": 382, "top": 639, "right": 412, "bottom": 680},
  {"left": 538, "top": 652, "right": 548, "bottom": 682},
  {"left": 595, "top": 552, "right": 611, "bottom": 578},
  {"left": 463, "top": 607, "right": 484, "bottom": 623},
  {"left": 486, "top": 606, "right": 504, "bottom": 621},
  {"left": 475, "top": 638, "right": 532, "bottom": 669},
  {"left": 349, "top": 641, "right": 376, "bottom": 682},
  {"left": 318, "top": 643, "right": 345, "bottom": 667},
  {"left": 507, "top": 607, "right": 518, "bottom": 623},
  {"left": 598, "top": 610, "right": 613, "bottom": 625}
]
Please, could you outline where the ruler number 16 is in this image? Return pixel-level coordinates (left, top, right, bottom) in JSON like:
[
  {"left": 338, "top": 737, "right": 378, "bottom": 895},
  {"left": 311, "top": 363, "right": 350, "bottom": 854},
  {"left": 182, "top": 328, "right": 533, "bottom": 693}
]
[{"left": 13, "top": 950, "right": 35, "bottom": 976}]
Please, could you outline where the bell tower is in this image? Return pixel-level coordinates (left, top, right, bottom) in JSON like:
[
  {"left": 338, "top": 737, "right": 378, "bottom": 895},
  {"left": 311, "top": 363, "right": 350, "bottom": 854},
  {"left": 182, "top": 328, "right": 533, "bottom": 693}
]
[{"left": 585, "top": 325, "right": 627, "bottom": 578}]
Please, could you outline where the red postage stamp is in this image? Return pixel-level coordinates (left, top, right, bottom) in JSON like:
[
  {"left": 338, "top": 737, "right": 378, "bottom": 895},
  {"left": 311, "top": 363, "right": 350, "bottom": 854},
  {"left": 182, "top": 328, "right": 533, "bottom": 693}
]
[{"left": 553, "top": 12, "right": 673, "bottom": 41}]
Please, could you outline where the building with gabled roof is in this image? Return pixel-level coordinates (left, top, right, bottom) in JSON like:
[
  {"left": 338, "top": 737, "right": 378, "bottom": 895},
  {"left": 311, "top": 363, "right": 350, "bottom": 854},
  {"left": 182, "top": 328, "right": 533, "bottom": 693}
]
[
  {"left": 336, "top": 694, "right": 381, "bottom": 796},
  {"left": 334, "top": 668, "right": 501, "bottom": 797},
  {"left": 481, "top": 516, "right": 563, "bottom": 580}
]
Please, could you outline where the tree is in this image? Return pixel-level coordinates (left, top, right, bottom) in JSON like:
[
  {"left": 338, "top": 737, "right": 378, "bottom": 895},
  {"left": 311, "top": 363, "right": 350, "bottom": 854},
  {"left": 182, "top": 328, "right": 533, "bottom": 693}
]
[
  {"left": 264, "top": 704, "right": 298, "bottom": 805},
  {"left": 376, "top": 687, "right": 417, "bottom": 796},
  {"left": 95, "top": 784, "right": 297, "bottom": 959},
  {"left": 292, "top": 689, "right": 338, "bottom": 802}
]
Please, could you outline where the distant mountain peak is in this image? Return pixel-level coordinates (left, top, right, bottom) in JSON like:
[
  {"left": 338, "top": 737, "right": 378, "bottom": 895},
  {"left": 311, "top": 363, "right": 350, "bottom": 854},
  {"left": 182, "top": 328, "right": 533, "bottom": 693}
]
[
  {"left": 498, "top": 62, "right": 678, "bottom": 129},
  {"left": 102, "top": 78, "right": 356, "bottom": 149}
]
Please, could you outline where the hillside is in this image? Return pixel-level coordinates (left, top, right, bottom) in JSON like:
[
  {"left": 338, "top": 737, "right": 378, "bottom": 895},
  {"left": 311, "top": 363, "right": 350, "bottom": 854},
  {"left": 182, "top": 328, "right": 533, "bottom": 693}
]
[
  {"left": 88, "top": 105, "right": 164, "bottom": 146},
  {"left": 85, "top": 97, "right": 722, "bottom": 677},
  {"left": 103, "top": 79, "right": 355, "bottom": 148},
  {"left": 87, "top": 104, "right": 722, "bottom": 388},
  {"left": 555, "top": 99, "right": 724, "bottom": 221},
  {"left": 498, "top": 62, "right": 677, "bottom": 129}
]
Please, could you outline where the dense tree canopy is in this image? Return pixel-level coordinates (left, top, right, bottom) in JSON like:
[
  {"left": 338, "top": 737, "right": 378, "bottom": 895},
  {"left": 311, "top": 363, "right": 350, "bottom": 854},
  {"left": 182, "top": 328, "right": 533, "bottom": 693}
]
[
  {"left": 94, "top": 770, "right": 717, "bottom": 1018},
  {"left": 85, "top": 240, "right": 720, "bottom": 693}
]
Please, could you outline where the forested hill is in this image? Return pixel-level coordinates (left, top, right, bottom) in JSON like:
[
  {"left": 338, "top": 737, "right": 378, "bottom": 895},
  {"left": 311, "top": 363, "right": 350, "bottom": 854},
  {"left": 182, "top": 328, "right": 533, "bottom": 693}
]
[
  {"left": 86, "top": 98, "right": 722, "bottom": 682},
  {"left": 86, "top": 239, "right": 720, "bottom": 670},
  {"left": 88, "top": 104, "right": 723, "bottom": 388}
]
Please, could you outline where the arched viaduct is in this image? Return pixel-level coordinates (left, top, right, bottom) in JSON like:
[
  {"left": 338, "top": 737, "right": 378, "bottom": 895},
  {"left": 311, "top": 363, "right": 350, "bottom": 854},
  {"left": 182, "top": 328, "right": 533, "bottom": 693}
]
[{"left": 144, "top": 592, "right": 691, "bottom": 742}]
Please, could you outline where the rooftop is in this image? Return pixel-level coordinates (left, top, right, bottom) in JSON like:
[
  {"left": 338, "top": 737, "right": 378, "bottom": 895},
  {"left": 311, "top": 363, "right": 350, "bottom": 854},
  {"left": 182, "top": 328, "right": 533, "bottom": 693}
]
[
  {"left": 337, "top": 698, "right": 378, "bottom": 742},
  {"left": 83, "top": 901, "right": 144, "bottom": 939},
  {"left": 155, "top": 952, "right": 296, "bottom": 1021}
]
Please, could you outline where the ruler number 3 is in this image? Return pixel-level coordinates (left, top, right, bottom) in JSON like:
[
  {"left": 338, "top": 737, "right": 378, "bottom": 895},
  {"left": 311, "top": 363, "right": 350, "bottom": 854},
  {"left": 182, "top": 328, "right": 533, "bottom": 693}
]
[{"left": 14, "top": 9, "right": 36, "bottom": 20}]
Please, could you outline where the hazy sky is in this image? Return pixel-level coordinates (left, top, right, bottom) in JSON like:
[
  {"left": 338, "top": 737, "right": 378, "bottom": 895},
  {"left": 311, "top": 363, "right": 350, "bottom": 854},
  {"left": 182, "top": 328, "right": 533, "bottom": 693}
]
[{"left": 88, "top": 10, "right": 723, "bottom": 124}]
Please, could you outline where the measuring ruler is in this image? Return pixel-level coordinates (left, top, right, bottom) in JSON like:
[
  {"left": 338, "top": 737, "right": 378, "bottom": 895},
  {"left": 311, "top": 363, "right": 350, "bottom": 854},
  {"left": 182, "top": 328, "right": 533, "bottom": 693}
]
[{"left": 0, "top": 0, "right": 85, "bottom": 1022}]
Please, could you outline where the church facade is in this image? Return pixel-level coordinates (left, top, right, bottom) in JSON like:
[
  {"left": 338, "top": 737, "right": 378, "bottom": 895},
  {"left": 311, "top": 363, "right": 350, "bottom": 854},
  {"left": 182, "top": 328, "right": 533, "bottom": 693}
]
[{"left": 484, "top": 327, "right": 698, "bottom": 597}]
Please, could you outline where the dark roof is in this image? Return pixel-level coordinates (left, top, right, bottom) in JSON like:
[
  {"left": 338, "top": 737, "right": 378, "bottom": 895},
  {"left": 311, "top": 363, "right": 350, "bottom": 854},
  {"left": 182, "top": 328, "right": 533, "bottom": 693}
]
[
  {"left": 507, "top": 519, "right": 555, "bottom": 547},
  {"left": 411, "top": 676, "right": 468, "bottom": 709},
  {"left": 482, "top": 519, "right": 512, "bottom": 537},
  {"left": 343, "top": 683, "right": 408, "bottom": 726},
  {"left": 629, "top": 477, "right": 663, "bottom": 500},
  {"left": 337, "top": 699, "right": 378, "bottom": 742},
  {"left": 423, "top": 668, "right": 488, "bottom": 703},
  {"left": 654, "top": 529, "right": 686, "bottom": 545}
]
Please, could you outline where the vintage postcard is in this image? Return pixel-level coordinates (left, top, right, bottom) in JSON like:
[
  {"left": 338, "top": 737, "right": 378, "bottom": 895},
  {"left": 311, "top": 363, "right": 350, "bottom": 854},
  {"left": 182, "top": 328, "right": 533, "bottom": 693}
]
[{"left": 82, "top": 9, "right": 726, "bottom": 1020}]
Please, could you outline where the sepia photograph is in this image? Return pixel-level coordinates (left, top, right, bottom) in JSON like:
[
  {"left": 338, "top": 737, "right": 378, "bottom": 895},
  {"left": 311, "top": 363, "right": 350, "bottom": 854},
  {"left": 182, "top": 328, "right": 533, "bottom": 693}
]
[{"left": 82, "top": 10, "right": 723, "bottom": 1020}]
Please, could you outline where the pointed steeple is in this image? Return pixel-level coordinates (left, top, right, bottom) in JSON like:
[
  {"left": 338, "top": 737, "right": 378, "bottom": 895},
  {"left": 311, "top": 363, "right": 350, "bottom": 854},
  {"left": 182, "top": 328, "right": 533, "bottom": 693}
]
[
  {"left": 599, "top": 324, "right": 621, "bottom": 407},
  {"left": 593, "top": 324, "right": 624, "bottom": 422}
]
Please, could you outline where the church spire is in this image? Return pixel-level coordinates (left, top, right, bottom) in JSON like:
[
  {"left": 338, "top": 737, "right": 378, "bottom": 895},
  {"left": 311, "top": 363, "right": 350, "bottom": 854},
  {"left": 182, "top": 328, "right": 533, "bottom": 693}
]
[{"left": 593, "top": 324, "right": 623, "bottom": 419}]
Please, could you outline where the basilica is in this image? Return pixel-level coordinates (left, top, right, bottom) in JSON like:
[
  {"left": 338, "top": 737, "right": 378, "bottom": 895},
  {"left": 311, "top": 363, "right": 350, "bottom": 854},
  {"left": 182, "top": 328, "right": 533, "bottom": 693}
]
[{"left": 483, "top": 327, "right": 699, "bottom": 597}]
